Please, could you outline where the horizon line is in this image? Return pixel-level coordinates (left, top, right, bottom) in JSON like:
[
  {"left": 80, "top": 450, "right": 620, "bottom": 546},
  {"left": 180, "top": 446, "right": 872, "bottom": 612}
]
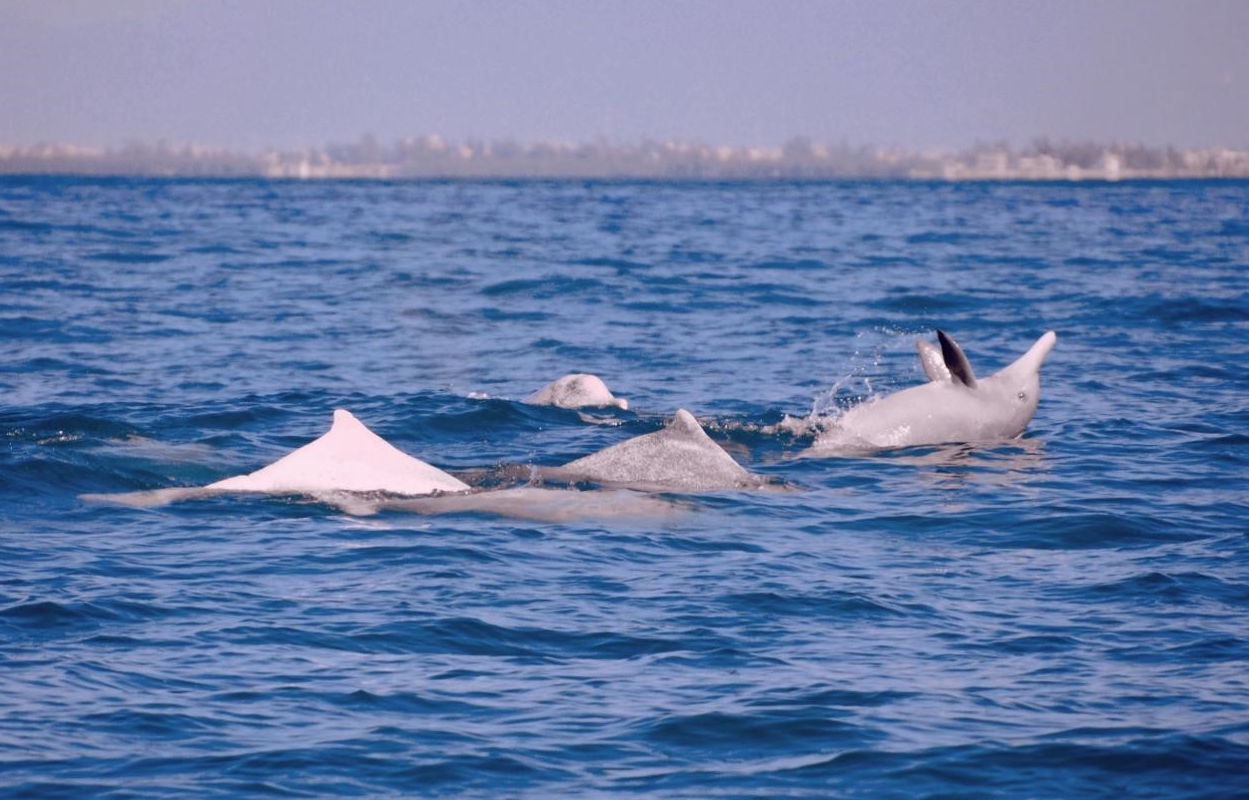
[{"left": 3, "top": 136, "right": 1248, "bottom": 181}]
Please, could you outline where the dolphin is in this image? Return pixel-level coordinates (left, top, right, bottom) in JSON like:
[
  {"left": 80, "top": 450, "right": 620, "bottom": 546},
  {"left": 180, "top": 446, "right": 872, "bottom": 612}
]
[
  {"left": 542, "top": 408, "right": 765, "bottom": 492},
  {"left": 82, "top": 409, "right": 468, "bottom": 507},
  {"left": 207, "top": 409, "right": 469, "bottom": 495},
  {"left": 808, "top": 330, "right": 1057, "bottom": 453},
  {"left": 525, "top": 373, "right": 628, "bottom": 409}
]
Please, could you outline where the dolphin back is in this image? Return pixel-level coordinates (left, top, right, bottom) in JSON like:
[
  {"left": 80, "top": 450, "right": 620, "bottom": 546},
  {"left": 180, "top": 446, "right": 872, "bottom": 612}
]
[{"left": 552, "top": 409, "right": 757, "bottom": 491}]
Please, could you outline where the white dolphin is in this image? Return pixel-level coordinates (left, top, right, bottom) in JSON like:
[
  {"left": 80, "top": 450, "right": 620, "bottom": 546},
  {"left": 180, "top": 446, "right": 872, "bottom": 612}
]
[
  {"left": 808, "top": 330, "right": 1057, "bottom": 453},
  {"left": 207, "top": 409, "right": 469, "bottom": 495},
  {"left": 83, "top": 409, "right": 468, "bottom": 506},
  {"left": 525, "top": 373, "right": 628, "bottom": 410},
  {"left": 542, "top": 408, "right": 765, "bottom": 492}
]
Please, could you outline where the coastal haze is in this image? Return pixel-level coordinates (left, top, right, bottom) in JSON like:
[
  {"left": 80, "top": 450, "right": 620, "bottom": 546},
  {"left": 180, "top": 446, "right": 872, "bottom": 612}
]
[
  {"left": 2, "top": 0, "right": 1248, "bottom": 177},
  {"left": 4, "top": 136, "right": 1249, "bottom": 180}
]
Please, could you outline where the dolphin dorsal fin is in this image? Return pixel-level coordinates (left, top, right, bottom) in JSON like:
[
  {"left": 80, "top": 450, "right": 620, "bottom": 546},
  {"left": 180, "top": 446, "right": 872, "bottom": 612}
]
[
  {"left": 331, "top": 408, "right": 365, "bottom": 432},
  {"left": 668, "top": 408, "right": 706, "bottom": 437},
  {"left": 937, "top": 330, "right": 977, "bottom": 388},
  {"left": 552, "top": 406, "right": 755, "bottom": 491},
  {"left": 208, "top": 409, "right": 469, "bottom": 495},
  {"left": 916, "top": 339, "right": 952, "bottom": 382}
]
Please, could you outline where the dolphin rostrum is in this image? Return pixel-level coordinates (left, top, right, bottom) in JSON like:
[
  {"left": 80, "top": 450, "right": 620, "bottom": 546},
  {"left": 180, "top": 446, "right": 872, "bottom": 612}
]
[
  {"left": 543, "top": 408, "right": 764, "bottom": 492},
  {"left": 809, "top": 330, "right": 1058, "bottom": 453},
  {"left": 525, "top": 373, "right": 628, "bottom": 409}
]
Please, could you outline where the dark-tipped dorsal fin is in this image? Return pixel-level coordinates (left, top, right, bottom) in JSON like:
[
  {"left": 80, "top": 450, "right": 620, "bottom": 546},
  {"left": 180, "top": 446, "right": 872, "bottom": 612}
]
[{"left": 937, "top": 330, "right": 977, "bottom": 388}]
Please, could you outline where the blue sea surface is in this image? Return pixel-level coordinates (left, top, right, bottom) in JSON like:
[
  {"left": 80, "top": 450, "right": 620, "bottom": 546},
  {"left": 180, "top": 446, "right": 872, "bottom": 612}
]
[{"left": 1, "top": 177, "right": 1248, "bottom": 799}]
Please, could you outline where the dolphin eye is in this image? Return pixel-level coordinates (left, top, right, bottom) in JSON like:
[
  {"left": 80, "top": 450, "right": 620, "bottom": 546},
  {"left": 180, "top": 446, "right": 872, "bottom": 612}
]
[{"left": 1017, "top": 391, "right": 1027, "bottom": 401}]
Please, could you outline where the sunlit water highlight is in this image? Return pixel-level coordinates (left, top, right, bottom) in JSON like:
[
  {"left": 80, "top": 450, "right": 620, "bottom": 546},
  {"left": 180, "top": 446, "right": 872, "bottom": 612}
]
[{"left": 2, "top": 177, "right": 1248, "bottom": 798}]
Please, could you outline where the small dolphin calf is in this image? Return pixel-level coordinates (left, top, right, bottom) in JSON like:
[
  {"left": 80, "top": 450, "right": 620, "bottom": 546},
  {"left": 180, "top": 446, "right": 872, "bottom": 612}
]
[
  {"left": 809, "top": 330, "right": 1057, "bottom": 453},
  {"left": 525, "top": 373, "right": 628, "bottom": 409},
  {"left": 544, "top": 409, "right": 764, "bottom": 492}
]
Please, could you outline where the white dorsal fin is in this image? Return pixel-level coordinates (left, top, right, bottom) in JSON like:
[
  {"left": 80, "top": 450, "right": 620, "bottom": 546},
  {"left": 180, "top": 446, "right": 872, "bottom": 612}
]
[
  {"left": 209, "top": 409, "right": 468, "bottom": 495},
  {"left": 330, "top": 407, "right": 362, "bottom": 433}
]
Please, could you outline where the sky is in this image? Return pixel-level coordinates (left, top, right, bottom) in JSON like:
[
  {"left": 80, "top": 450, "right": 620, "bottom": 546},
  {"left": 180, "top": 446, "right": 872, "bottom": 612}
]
[{"left": 2, "top": 0, "right": 1247, "bottom": 151}]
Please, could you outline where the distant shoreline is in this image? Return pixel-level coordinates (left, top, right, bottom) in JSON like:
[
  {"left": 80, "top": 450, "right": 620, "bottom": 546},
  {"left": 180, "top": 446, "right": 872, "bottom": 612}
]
[
  {"left": 3, "top": 137, "right": 1248, "bottom": 181},
  {"left": 4, "top": 173, "right": 1249, "bottom": 184}
]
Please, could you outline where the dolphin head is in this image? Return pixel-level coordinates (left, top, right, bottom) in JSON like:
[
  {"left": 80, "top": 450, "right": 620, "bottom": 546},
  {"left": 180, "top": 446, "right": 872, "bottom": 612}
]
[
  {"left": 525, "top": 373, "right": 628, "bottom": 410},
  {"left": 981, "top": 331, "right": 1057, "bottom": 436}
]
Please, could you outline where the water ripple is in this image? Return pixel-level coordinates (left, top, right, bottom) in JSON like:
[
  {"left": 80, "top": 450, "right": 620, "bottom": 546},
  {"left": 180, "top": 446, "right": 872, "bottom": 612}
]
[{"left": 1, "top": 177, "right": 1247, "bottom": 799}]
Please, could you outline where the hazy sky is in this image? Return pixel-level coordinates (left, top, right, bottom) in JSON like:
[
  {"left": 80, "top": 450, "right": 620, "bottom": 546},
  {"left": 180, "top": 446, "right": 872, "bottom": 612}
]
[{"left": 3, "top": 0, "right": 1247, "bottom": 150}]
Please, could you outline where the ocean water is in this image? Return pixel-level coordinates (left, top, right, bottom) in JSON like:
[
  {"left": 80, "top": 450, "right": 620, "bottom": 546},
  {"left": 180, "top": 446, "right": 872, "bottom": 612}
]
[{"left": 2, "top": 176, "right": 1248, "bottom": 799}]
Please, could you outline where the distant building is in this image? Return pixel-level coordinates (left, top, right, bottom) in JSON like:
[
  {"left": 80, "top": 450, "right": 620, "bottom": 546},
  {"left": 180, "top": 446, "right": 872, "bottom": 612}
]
[
  {"left": 2, "top": 137, "right": 1248, "bottom": 180},
  {"left": 1100, "top": 152, "right": 1122, "bottom": 181}
]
